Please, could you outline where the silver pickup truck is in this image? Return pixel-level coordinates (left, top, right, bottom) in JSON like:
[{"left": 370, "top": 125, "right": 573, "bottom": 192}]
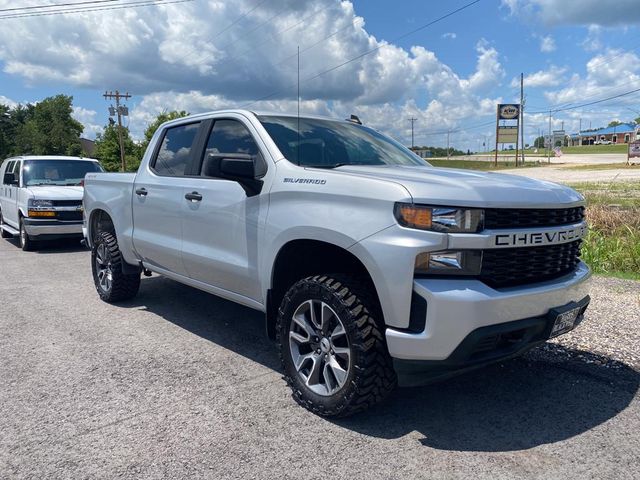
[{"left": 83, "top": 110, "right": 591, "bottom": 417}]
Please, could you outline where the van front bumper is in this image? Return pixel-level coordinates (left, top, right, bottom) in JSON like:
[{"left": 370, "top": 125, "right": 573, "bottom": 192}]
[
  {"left": 23, "top": 218, "right": 83, "bottom": 237},
  {"left": 385, "top": 262, "right": 591, "bottom": 377}
]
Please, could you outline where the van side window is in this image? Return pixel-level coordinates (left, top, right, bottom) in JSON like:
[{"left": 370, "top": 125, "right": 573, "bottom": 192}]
[
  {"left": 3, "top": 161, "right": 15, "bottom": 184},
  {"left": 151, "top": 122, "right": 200, "bottom": 177}
]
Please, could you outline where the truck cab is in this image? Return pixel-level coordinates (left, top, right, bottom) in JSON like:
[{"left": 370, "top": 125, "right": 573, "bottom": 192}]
[{"left": 0, "top": 155, "right": 103, "bottom": 250}]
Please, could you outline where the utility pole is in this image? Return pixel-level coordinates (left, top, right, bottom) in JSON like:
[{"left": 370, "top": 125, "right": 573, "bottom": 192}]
[
  {"left": 408, "top": 117, "right": 417, "bottom": 148},
  {"left": 446, "top": 129, "right": 451, "bottom": 160},
  {"left": 579, "top": 118, "right": 582, "bottom": 146},
  {"left": 103, "top": 90, "right": 131, "bottom": 172},
  {"left": 520, "top": 72, "right": 525, "bottom": 165},
  {"left": 547, "top": 110, "right": 552, "bottom": 164}
]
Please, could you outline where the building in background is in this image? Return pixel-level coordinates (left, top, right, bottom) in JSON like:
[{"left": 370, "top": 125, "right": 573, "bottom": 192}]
[{"left": 567, "top": 123, "right": 639, "bottom": 146}]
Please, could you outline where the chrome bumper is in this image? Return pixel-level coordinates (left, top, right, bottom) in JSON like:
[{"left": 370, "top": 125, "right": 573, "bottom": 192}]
[{"left": 23, "top": 218, "right": 83, "bottom": 236}]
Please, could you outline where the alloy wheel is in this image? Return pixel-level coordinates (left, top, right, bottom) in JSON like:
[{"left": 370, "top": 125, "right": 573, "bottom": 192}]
[
  {"left": 288, "top": 299, "right": 351, "bottom": 396},
  {"left": 95, "top": 243, "right": 113, "bottom": 293}
]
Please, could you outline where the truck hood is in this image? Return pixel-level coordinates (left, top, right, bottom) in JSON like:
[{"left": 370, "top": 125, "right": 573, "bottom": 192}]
[
  {"left": 25, "top": 185, "right": 84, "bottom": 200},
  {"left": 333, "top": 165, "right": 584, "bottom": 208}
]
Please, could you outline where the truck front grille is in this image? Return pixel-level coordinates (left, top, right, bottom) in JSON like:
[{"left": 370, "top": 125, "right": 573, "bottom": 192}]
[
  {"left": 484, "top": 207, "right": 585, "bottom": 229},
  {"left": 480, "top": 240, "right": 582, "bottom": 288}
]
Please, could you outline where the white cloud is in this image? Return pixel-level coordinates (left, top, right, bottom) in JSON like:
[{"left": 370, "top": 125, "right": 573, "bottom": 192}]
[
  {"left": 0, "top": 95, "right": 17, "bottom": 108},
  {"left": 581, "top": 25, "right": 602, "bottom": 52},
  {"left": 539, "top": 35, "right": 556, "bottom": 53},
  {"left": 72, "top": 106, "right": 102, "bottom": 139},
  {"left": 0, "top": 0, "right": 507, "bottom": 151},
  {"left": 510, "top": 65, "right": 567, "bottom": 88},
  {"left": 543, "top": 49, "right": 640, "bottom": 106},
  {"left": 502, "top": 0, "right": 640, "bottom": 26},
  {"left": 441, "top": 32, "right": 457, "bottom": 40}
]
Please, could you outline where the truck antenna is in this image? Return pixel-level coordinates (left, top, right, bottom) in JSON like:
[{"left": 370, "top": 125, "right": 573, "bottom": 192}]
[{"left": 297, "top": 45, "right": 300, "bottom": 166}]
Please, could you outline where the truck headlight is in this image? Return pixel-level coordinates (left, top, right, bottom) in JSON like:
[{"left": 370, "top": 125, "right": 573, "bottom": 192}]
[
  {"left": 28, "top": 199, "right": 54, "bottom": 207},
  {"left": 394, "top": 203, "right": 483, "bottom": 233},
  {"left": 415, "top": 250, "right": 482, "bottom": 276}
]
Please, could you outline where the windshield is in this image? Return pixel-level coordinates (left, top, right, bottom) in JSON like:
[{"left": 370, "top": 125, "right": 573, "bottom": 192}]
[
  {"left": 22, "top": 160, "right": 103, "bottom": 186},
  {"left": 258, "top": 115, "right": 429, "bottom": 168}
]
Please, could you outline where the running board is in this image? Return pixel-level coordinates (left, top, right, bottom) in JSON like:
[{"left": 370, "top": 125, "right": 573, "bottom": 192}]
[{"left": 0, "top": 223, "right": 19, "bottom": 236}]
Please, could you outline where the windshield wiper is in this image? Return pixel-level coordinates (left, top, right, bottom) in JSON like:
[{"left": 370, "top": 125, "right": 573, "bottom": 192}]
[{"left": 304, "top": 163, "right": 348, "bottom": 169}]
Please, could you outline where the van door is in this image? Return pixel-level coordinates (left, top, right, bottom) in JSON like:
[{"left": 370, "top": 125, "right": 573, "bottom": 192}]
[
  {"left": 1, "top": 160, "right": 19, "bottom": 228},
  {"left": 131, "top": 122, "right": 202, "bottom": 276}
]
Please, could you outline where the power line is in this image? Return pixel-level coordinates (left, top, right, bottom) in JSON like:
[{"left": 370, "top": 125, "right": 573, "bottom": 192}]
[
  {"left": 528, "top": 86, "right": 640, "bottom": 114},
  {"left": 243, "top": 0, "right": 482, "bottom": 107},
  {"left": 0, "top": 0, "right": 118, "bottom": 13},
  {"left": 0, "top": 0, "right": 192, "bottom": 19}
]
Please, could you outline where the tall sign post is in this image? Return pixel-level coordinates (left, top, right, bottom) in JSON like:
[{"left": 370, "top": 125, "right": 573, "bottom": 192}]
[{"left": 495, "top": 103, "right": 520, "bottom": 167}]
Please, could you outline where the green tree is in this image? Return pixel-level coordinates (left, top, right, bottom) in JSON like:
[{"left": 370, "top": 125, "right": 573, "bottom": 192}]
[
  {"left": 533, "top": 136, "right": 545, "bottom": 148},
  {"left": 14, "top": 95, "right": 83, "bottom": 155},
  {"left": 94, "top": 124, "right": 141, "bottom": 172},
  {"left": 140, "top": 110, "right": 189, "bottom": 154},
  {"left": 607, "top": 120, "right": 623, "bottom": 127}
]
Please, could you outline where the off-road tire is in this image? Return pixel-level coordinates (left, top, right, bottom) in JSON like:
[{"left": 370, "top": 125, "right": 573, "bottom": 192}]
[
  {"left": 0, "top": 210, "right": 11, "bottom": 239},
  {"left": 19, "top": 218, "right": 36, "bottom": 251},
  {"left": 92, "top": 231, "right": 141, "bottom": 302},
  {"left": 277, "top": 274, "right": 397, "bottom": 417}
]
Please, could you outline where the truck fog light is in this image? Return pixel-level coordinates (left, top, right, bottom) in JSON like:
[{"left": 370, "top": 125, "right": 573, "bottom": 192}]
[{"left": 415, "top": 250, "right": 482, "bottom": 276}]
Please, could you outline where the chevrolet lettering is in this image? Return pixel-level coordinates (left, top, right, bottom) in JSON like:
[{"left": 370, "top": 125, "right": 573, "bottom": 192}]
[
  {"left": 494, "top": 224, "right": 587, "bottom": 247},
  {"left": 82, "top": 110, "right": 591, "bottom": 417}
]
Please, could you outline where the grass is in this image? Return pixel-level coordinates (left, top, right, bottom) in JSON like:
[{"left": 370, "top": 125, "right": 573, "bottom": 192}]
[
  {"left": 429, "top": 159, "right": 539, "bottom": 171},
  {"left": 563, "top": 163, "right": 640, "bottom": 171},
  {"left": 570, "top": 182, "right": 640, "bottom": 280},
  {"left": 521, "top": 144, "right": 630, "bottom": 155}
]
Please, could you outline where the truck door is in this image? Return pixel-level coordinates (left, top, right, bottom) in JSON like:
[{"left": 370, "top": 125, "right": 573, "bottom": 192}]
[
  {"left": 131, "top": 121, "right": 202, "bottom": 276},
  {"left": 1, "top": 160, "right": 19, "bottom": 227},
  {"left": 180, "top": 118, "right": 269, "bottom": 301}
]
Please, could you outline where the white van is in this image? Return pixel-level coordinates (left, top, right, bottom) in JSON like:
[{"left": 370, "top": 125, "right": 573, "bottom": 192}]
[{"left": 0, "top": 156, "right": 103, "bottom": 250}]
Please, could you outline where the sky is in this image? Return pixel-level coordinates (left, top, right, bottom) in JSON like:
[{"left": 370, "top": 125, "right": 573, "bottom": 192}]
[{"left": 1, "top": 0, "right": 640, "bottom": 151}]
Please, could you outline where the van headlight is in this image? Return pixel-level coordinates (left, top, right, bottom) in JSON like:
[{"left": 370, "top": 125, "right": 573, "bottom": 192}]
[
  {"left": 394, "top": 203, "right": 483, "bottom": 233},
  {"left": 415, "top": 250, "right": 482, "bottom": 276}
]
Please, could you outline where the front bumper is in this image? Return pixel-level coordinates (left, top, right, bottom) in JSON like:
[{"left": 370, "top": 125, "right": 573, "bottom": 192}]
[
  {"left": 23, "top": 218, "right": 83, "bottom": 237},
  {"left": 385, "top": 261, "right": 592, "bottom": 363}
]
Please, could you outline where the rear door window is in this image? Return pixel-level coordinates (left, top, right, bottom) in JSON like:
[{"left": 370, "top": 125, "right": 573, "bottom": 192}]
[{"left": 152, "top": 123, "right": 201, "bottom": 177}]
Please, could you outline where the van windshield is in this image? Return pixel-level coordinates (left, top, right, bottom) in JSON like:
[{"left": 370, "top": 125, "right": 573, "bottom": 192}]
[
  {"left": 258, "top": 115, "right": 429, "bottom": 168},
  {"left": 22, "top": 160, "right": 103, "bottom": 186}
]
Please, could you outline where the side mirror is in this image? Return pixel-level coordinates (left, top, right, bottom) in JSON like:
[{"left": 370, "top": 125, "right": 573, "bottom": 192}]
[
  {"left": 203, "top": 153, "right": 263, "bottom": 196},
  {"left": 3, "top": 172, "right": 17, "bottom": 186}
]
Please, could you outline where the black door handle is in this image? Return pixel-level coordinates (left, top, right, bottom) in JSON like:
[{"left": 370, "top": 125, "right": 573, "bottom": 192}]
[
  {"left": 135, "top": 188, "right": 148, "bottom": 196},
  {"left": 185, "top": 191, "right": 203, "bottom": 202}
]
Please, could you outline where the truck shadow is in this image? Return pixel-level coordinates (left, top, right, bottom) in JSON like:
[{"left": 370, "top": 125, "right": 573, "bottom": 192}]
[{"left": 120, "top": 275, "right": 639, "bottom": 453}]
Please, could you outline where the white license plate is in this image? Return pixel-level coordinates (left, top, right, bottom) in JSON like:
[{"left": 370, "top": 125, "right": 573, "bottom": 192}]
[{"left": 549, "top": 306, "right": 581, "bottom": 338}]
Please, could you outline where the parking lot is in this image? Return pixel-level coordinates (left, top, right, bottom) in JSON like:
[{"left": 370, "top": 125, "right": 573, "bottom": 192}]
[{"left": 1, "top": 237, "right": 639, "bottom": 479}]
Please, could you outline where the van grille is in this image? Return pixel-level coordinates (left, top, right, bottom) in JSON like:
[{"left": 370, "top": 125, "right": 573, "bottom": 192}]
[
  {"left": 484, "top": 207, "right": 585, "bottom": 229},
  {"left": 51, "top": 200, "right": 82, "bottom": 207},
  {"left": 480, "top": 240, "right": 582, "bottom": 288}
]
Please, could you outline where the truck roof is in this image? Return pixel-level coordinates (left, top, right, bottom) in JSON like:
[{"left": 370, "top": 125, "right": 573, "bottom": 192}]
[
  {"left": 158, "top": 109, "right": 354, "bottom": 128},
  {"left": 3, "top": 155, "right": 99, "bottom": 162}
]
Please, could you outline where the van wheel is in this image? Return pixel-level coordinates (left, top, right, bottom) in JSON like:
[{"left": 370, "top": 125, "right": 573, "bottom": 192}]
[
  {"left": 277, "top": 275, "right": 397, "bottom": 417},
  {"left": 0, "top": 211, "right": 12, "bottom": 238},
  {"left": 19, "top": 218, "right": 36, "bottom": 251},
  {"left": 91, "top": 231, "right": 140, "bottom": 302}
]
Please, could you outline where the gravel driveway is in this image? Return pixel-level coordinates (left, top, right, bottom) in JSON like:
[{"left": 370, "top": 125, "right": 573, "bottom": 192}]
[
  {"left": 1, "top": 238, "right": 639, "bottom": 479},
  {"left": 499, "top": 166, "right": 640, "bottom": 183}
]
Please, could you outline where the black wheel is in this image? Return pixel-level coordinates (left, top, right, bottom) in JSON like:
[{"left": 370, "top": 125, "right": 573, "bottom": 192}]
[
  {"left": 0, "top": 210, "right": 11, "bottom": 239},
  {"left": 277, "top": 275, "right": 397, "bottom": 417},
  {"left": 91, "top": 231, "right": 141, "bottom": 302},
  {"left": 19, "top": 218, "right": 36, "bottom": 251}
]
